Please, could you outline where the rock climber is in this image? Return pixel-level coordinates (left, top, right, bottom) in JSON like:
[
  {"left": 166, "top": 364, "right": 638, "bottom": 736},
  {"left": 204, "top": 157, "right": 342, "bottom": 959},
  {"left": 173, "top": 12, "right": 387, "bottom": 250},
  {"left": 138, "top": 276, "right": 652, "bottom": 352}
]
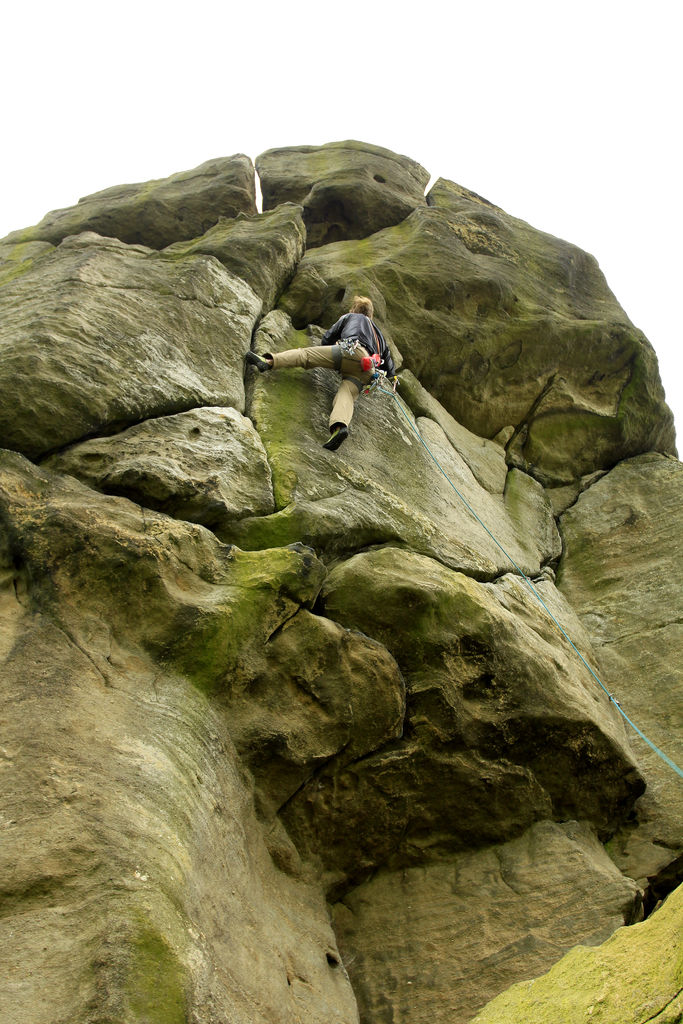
[{"left": 245, "top": 295, "right": 397, "bottom": 451}]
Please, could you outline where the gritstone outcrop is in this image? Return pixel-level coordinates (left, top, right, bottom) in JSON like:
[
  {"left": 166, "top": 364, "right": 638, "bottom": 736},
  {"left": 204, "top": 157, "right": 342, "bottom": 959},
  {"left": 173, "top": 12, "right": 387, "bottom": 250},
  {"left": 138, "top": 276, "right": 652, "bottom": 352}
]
[{"left": 1, "top": 142, "right": 680, "bottom": 1024}]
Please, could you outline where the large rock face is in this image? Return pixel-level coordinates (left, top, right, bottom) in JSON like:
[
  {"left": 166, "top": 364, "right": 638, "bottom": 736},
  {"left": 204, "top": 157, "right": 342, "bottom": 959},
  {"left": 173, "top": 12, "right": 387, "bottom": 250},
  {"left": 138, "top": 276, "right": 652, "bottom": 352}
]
[
  {"left": 0, "top": 142, "right": 679, "bottom": 1024},
  {"left": 0, "top": 452, "right": 357, "bottom": 1024},
  {"left": 162, "top": 202, "right": 306, "bottom": 315}
]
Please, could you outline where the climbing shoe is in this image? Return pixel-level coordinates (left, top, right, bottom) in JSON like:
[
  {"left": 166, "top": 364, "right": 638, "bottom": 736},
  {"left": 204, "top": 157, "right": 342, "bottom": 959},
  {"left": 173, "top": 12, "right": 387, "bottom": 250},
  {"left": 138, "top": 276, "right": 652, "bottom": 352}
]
[
  {"left": 323, "top": 424, "right": 349, "bottom": 451},
  {"left": 245, "top": 351, "right": 273, "bottom": 372}
]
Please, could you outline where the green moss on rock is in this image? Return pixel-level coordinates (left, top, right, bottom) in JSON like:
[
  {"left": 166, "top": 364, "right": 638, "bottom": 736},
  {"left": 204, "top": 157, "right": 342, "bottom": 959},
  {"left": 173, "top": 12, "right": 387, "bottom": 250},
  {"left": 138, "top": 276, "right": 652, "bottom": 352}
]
[
  {"left": 0, "top": 239, "right": 54, "bottom": 287},
  {"left": 123, "top": 919, "right": 188, "bottom": 1024},
  {"left": 471, "top": 883, "right": 683, "bottom": 1024},
  {"left": 168, "top": 543, "right": 326, "bottom": 695}
]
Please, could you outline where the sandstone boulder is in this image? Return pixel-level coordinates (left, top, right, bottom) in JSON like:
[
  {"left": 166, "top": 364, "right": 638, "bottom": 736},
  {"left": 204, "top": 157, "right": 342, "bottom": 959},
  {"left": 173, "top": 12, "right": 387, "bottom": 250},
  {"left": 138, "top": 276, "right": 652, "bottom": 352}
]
[
  {"left": 43, "top": 407, "right": 276, "bottom": 531},
  {"left": 0, "top": 233, "right": 261, "bottom": 460},
  {"left": 333, "top": 821, "right": 640, "bottom": 1024},
  {"left": 3, "top": 155, "right": 256, "bottom": 249},
  {"left": 225, "top": 609, "right": 406, "bottom": 816},
  {"left": 278, "top": 184, "right": 675, "bottom": 483},
  {"left": 557, "top": 453, "right": 683, "bottom": 900},
  {"left": 162, "top": 203, "right": 306, "bottom": 314},
  {"left": 471, "top": 881, "right": 683, "bottom": 1024},
  {"left": 278, "top": 547, "right": 643, "bottom": 891},
  {"left": 0, "top": 451, "right": 325, "bottom": 693},
  {"left": 256, "top": 140, "right": 429, "bottom": 247}
]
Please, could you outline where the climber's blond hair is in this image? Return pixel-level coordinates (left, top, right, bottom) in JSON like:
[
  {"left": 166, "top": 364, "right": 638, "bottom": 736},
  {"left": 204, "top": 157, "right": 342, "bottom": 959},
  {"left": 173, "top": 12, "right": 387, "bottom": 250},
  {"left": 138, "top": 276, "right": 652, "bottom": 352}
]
[{"left": 350, "top": 295, "right": 374, "bottom": 318}]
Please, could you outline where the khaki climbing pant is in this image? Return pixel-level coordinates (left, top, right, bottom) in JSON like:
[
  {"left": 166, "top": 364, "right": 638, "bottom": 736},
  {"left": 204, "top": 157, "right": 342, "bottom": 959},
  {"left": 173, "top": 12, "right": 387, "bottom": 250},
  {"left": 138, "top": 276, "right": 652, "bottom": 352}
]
[{"left": 269, "top": 344, "right": 376, "bottom": 428}]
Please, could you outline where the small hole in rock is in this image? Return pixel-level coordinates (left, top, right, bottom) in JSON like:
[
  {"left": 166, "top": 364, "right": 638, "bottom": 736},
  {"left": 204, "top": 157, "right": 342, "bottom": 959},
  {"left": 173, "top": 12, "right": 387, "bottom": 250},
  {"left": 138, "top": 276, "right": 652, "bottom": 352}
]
[
  {"left": 374, "top": 174, "right": 386, "bottom": 183},
  {"left": 335, "top": 288, "right": 346, "bottom": 302},
  {"left": 326, "top": 952, "right": 340, "bottom": 968}
]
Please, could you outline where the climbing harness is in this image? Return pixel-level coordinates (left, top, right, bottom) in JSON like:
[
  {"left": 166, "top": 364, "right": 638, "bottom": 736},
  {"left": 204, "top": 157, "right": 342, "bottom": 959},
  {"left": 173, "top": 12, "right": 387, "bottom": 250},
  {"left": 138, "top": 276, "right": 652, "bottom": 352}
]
[
  {"left": 371, "top": 380, "right": 683, "bottom": 782},
  {"left": 338, "top": 336, "right": 381, "bottom": 373}
]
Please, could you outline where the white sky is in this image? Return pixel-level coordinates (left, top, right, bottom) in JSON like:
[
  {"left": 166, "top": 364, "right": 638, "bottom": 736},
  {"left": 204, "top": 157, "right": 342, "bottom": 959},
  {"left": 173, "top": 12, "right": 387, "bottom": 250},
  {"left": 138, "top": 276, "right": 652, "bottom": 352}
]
[{"left": 4, "top": 0, "right": 680, "bottom": 447}]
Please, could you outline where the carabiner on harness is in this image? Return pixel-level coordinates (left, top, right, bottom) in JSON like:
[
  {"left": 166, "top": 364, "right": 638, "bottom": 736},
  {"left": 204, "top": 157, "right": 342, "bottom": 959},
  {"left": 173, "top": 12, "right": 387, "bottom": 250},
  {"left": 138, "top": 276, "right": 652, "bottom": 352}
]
[
  {"left": 338, "top": 338, "right": 362, "bottom": 357},
  {"left": 361, "top": 369, "right": 387, "bottom": 396}
]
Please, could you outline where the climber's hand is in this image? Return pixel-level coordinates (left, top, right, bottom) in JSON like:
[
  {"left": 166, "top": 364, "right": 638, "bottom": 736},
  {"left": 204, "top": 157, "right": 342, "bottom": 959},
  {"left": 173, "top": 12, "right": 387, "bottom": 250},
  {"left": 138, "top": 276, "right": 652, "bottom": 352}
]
[{"left": 391, "top": 376, "right": 399, "bottom": 393}]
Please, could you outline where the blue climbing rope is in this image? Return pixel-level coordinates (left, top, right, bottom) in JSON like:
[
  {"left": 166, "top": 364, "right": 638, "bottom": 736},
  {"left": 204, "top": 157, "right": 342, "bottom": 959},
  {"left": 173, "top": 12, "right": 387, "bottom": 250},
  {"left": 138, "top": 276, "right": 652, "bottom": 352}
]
[{"left": 377, "top": 382, "right": 683, "bottom": 781}]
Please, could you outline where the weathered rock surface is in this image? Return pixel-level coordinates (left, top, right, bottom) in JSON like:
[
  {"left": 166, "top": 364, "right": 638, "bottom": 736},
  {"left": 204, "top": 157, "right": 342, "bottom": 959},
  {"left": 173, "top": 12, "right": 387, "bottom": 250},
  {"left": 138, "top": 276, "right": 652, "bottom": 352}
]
[
  {"left": 0, "top": 451, "right": 325, "bottom": 692},
  {"left": 0, "top": 451, "right": 357, "bottom": 1024},
  {"left": 0, "top": 617, "right": 358, "bottom": 1024},
  {"left": 0, "top": 233, "right": 260, "bottom": 459},
  {"left": 279, "top": 548, "right": 643, "bottom": 892},
  {"left": 163, "top": 203, "right": 306, "bottom": 314},
  {"left": 504, "top": 466, "right": 563, "bottom": 564},
  {"left": 471, "top": 881, "right": 683, "bottom": 1024},
  {"left": 279, "top": 179, "right": 675, "bottom": 482},
  {"left": 546, "top": 468, "right": 607, "bottom": 517},
  {"left": 0, "top": 238, "right": 54, "bottom": 286},
  {"left": 0, "top": 143, "right": 678, "bottom": 1024},
  {"left": 43, "top": 406, "right": 275, "bottom": 530},
  {"left": 397, "top": 367, "right": 508, "bottom": 493},
  {"left": 333, "top": 821, "right": 640, "bottom": 1024},
  {"left": 224, "top": 608, "right": 406, "bottom": 816},
  {"left": 557, "top": 453, "right": 683, "bottom": 899},
  {"left": 230, "top": 311, "right": 561, "bottom": 577},
  {"left": 3, "top": 155, "right": 256, "bottom": 249},
  {"left": 256, "top": 140, "right": 429, "bottom": 247}
]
